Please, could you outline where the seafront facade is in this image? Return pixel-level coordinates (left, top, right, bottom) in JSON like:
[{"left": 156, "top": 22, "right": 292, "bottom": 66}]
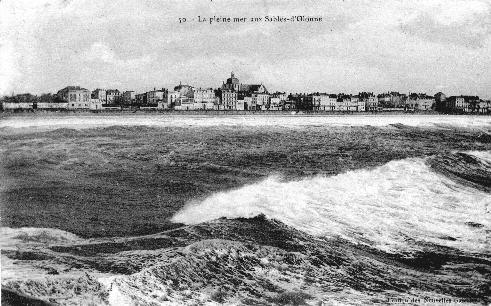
[{"left": 2, "top": 73, "right": 490, "bottom": 114}]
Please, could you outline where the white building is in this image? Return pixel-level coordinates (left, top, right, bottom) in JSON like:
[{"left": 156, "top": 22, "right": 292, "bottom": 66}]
[
  {"left": 236, "top": 100, "right": 245, "bottom": 110},
  {"left": 57, "top": 86, "right": 91, "bottom": 110},
  {"left": 252, "top": 93, "right": 270, "bottom": 110},
  {"left": 407, "top": 93, "right": 435, "bottom": 111},
  {"left": 269, "top": 97, "right": 282, "bottom": 110},
  {"left": 477, "top": 100, "right": 490, "bottom": 113},
  {"left": 319, "top": 94, "right": 337, "bottom": 111},
  {"left": 221, "top": 90, "right": 237, "bottom": 110},
  {"left": 360, "top": 93, "right": 378, "bottom": 112},
  {"left": 90, "top": 99, "right": 103, "bottom": 110},
  {"left": 357, "top": 99, "right": 365, "bottom": 112},
  {"left": 349, "top": 96, "right": 359, "bottom": 111},
  {"left": 244, "top": 96, "right": 253, "bottom": 110},
  {"left": 193, "top": 88, "right": 216, "bottom": 110},
  {"left": 146, "top": 89, "right": 167, "bottom": 106},
  {"left": 91, "top": 89, "right": 107, "bottom": 104},
  {"left": 336, "top": 95, "right": 351, "bottom": 111},
  {"left": 166, "top": 91, "right": 180, "bottom": 108}
]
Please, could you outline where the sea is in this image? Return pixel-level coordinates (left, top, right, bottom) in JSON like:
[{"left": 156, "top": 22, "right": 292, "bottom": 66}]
[{"left": 0, "top": 114, "right": 490, "bottom": 305}]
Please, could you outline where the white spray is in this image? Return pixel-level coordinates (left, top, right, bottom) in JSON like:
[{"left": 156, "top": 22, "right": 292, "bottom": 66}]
[{"left": 172, "top": 156, "right": 490, "bottom": 254}]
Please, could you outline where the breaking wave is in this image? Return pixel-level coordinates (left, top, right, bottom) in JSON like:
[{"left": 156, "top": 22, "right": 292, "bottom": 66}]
[
  {"left": 1, "top": 114, "right": 490, "bottom": 131},
  {"left": 467, "top": 150, "right": 491, "bottom": 164},
  {"left": 2, "top": 151, "right": 490, "bottom": 305},
  {"left": 0, "top": 227, "right": 82, "bottom": 250},
  {"left": 172, "top": 152, "right": 491, "bottom": 254}
]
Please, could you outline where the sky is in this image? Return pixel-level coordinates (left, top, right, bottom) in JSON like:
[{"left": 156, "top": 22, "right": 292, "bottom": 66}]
[{"left": 0, "top": 0, "right": 490, "bottom": 98}]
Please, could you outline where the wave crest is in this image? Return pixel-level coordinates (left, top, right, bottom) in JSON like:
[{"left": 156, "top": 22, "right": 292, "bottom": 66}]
[
  {"left": 0, "top": 227, "right": 81, "bottom": 249},
  {"left": 172, "top": 154, "right": 490, "bottom": 254}
]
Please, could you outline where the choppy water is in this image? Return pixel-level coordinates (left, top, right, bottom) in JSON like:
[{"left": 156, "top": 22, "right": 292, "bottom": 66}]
[
  {"left": 173, "top": 152, "right": 491, "bottom": 254},
  {"left": 1, "top": 151, "right": 490, "bottom": 305},
  {"left": 1, "top": 115, "right": 490, "bottom": 305}
]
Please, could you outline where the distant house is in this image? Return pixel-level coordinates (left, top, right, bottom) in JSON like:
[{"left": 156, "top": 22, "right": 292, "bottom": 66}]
[
  {"left": 268, "top": 92, "right": 288, "bottom": 111},
  {"left": 166, "top": 91, "right": 180, "bottom": 109},
  {"left": 57, "top": 86, "right": 91, "bottom": 110},
  {"left": 378, "top": 92, "right": 406, "bottom": 108},
  {"left": 317, "top": 94, "right": 337, "bottom": 111},
  {"left": 377, "top": 93, "right": 391, "bottom": 107},
  {"left": 146, "top": 88, "right": 167, "bottom": 107},
  {"left": 477, "top": 99, "right": 490, "bottom": 114},
  {"left": 283, "top": 99, "right": 296, "bottom": 111},
  {"left": 90, "top": 99, "right": 102, "bottom": 110},
  {"left": 91, "top": 89, "right": 107, "bottom": 104},
  {"left": 407, "top": 93, "right": 435, "bottom": 111},
  {"left": 269, "top": 97, "right": 282, "bottom": 110},
  {"left": 173, "top": 84, "right": 194, "bottom": 110},
  {"left": 336, "top": 94, "right": 351, "bottom": 111},
  {"left": 350, "top": 95, "right": 362, "bottom": 112},
  {"left": 288, "top": 94, "right": 312, "bottom": 111},
  {"left": 106, "top": 89, "right": 121, "bottom": 105},
  {"left": 193, "top": 88, "right": 216, "bottom": 110},
  {"left": 271, "top": 92, "right": 287, "bottom": 101},
  {"left": 446, "top": 96, "right": 479, "bottom": 113},
  {"left": 309, "top": 94, "right": 321, "bottom": 111},
  {"left": 122, "top": 91, "right": 136, "bottom": 106},
  {"left": 353, "top": 95, "right": 365, "bottom": 112},
  {"left": 221, "top": 90, "right": 237, "bottom": 110},
  {"left": 236, "top": 99, "right": 245, "bottom": 111},
  {"left": 243, "top": 96, "right": 253, "bottom": 110},
  {"left": 359, "top": 92, "right": 378, "bottom": 112},
  {"left": 252, "top": 93, "right": 270, "bottom": 110},
  {"left": 135, "top": 93, "right": 147, "bottom": 106}
]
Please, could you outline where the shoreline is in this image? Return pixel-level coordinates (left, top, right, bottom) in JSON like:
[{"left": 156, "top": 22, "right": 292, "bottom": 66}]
[{"left": 1, "top": 109, "right": 484, "bottom": 119}]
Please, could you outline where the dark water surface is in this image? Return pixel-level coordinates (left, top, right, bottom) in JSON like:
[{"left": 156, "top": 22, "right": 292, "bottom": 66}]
[
  {"left": 1, "top": 120, "right": 490, "bottom": 305},
  {"left": 1, "top": 124, "right": 489, "bottom": 238}
]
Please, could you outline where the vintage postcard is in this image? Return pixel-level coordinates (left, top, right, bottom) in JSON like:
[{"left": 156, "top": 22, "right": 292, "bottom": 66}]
[{"left": 0, "top": 0, "right": 490, "bottom": 305}]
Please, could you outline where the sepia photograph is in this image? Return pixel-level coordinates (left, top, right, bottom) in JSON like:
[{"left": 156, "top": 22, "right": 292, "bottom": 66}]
[{"left": 0, "top": 0, "right": 490, "bottom": 305}]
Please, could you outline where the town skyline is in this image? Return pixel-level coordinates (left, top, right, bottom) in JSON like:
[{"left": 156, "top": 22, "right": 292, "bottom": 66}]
[
  {"left": 2, "top": 70, "right": 490, "bottom": 100},
  {"left": 2, "top": 71, "right": 489, "bottom": 114},
  {"left": 1, "top": 0, "right": 491, "bottom": 99}
]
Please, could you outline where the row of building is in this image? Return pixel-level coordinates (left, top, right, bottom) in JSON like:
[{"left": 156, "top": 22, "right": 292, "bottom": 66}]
[{"left": 2, "top": 73, "right": 490, "bottom": 113}]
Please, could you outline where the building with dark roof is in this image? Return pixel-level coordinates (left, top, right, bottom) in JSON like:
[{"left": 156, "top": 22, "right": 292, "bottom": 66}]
[
  {"left": 407, "top": 93, "right": 435, "bottom": 111},
  {"left": 105, "top": 89, "right": 121, "bottom": 105},
  {"left": 57, "top": 86, "right": 91, "bottom": 109},
  {"left": 446, "top": 95, "right": 479, "bottom": 113}
]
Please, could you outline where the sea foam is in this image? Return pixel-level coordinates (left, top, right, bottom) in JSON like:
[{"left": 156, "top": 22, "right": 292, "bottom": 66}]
[
  {"left": 0, "top": 227, "right": 82, "bottom": 250},
  {"left": 1, "top": 114, "right": 490, "bottom": 131},
  {"left": 172, "top": 155, "right": 490, "bottom": 254}
]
